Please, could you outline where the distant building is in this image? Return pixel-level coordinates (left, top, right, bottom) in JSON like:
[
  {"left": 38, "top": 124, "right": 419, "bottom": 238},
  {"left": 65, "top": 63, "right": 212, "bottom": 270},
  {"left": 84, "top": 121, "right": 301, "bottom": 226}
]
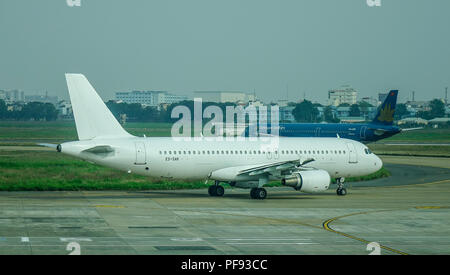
[
  {"left": 428, "top": 117, "right": 450, "bottom": 126},
  {"left": 0, "top": 89, "right": 25, "bottom": 103},
  {"left": 57, "top": 100, "right": 73, "bottom": 118},
  {"left": 194, "top": 91, "right": 255, "bottom": 103},
  {"left": 328, "top": 85, "right": 358, "bottom": 106},
  {"left": 25, "top": 94, "right": 59, "bottom": 105},
  {"left": 279, "top": 106, "right": 295, "bottom": 122},
  {"left": 397, "top": 117, "right": 428, "bottom": 125},
  {"left": 115, "top": 91, "right": 188, "bottom": 107},
  {"left": 361, "top": 97, "right": 378, "bottom": 107}
]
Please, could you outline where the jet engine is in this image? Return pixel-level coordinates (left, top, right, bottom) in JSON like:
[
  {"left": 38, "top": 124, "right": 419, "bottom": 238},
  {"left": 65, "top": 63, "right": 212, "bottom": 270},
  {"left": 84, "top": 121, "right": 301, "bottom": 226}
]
[{"left": 281, "top": 170, "right": 331, "bottom": 193}]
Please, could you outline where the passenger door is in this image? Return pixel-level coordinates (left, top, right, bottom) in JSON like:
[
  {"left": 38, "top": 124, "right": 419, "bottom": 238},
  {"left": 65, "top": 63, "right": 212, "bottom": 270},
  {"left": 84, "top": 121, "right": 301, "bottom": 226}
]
[
  {"left": 346, "top": 143, "right": 358, "bottom": 164},
  {"left": 135, "top": 142, "right": 147, "bottom": 165},
  {"left": 315, "top": 127, "right": 321, "bottom": 137},
  {"left": 360, "top": 126, "right": 367, "bottom": 140}
]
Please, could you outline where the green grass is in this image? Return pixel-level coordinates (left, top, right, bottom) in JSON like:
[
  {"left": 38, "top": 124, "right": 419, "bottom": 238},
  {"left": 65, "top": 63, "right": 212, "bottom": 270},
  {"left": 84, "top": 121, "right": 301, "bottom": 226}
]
[
  {"left": 368, "top": 144, "right": 450, "bottom": 157},
  {"left": 0, "top": 150, "right": 390, "bottom": 191},
  {"left": 381, "top": 128, "right": 450, "bottom": 143},
  {"left": 0, "top": 151, "right": 205, "bottom": 191}
]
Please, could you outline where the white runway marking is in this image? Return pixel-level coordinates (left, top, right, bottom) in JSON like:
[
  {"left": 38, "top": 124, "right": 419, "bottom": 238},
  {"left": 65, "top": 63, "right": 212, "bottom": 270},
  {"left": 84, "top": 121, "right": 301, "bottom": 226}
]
[
  {"left": 221, "top": 238, "right": 310, "bottom": 241},
  {"left": 226, "top": 242, "right": 318, "bottom": 245},
  {"left": 170, "top": 238, "right": 203, "bottom": 242},
  {"left": 60, "top": 238, "right": 92, "bottom": 242}
]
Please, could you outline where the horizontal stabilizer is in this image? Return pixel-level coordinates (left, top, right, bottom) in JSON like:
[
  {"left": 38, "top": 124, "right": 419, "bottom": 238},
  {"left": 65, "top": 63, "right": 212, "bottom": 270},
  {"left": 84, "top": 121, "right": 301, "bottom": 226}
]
[
  {"left": 82, "top": 145, "right": 115, "bottom": 154},
  {"left": 37, "top": 143, "right": 58, "bottom": 149}
]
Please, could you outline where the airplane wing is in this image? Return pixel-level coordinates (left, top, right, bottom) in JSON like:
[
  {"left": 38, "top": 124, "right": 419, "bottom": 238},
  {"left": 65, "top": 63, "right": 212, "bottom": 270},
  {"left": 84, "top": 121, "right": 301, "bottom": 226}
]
[
  {"left": 401, "top": 127, "right": 423, "bottom": 132},
  {"left": 236, "top": 158, "right": 315, "bottom": 177},
  {"left": 367, "top": 128, "right": 390, "bottom": 136}
]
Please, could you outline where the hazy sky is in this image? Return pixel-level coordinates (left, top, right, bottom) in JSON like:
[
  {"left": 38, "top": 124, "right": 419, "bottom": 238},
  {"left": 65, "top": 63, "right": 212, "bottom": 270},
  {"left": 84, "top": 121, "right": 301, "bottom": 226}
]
[{"left": 0, "top": 0, "right": 449, "bottom": 104}]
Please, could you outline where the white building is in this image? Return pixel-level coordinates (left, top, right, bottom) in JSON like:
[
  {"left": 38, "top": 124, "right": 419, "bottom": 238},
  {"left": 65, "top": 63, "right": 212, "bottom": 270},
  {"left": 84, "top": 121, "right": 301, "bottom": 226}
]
[
  {"left": 0, "top": 89, "right": 25, "bottom": 103},
  {"left": 194, "top": 91, "right": 256, "bottom": 103},
  {"left": 115, "top": 91, "right": 188, "bottom": 106},
  {"left": 328, "top": 85, "right": 358, "bottom": 106}
]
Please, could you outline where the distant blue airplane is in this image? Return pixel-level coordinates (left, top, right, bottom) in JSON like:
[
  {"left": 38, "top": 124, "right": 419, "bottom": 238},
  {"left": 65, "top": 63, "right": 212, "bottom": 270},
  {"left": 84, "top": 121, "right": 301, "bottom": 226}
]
[{"left": 247, "top": 90, "right": 416, "bottom": 143}]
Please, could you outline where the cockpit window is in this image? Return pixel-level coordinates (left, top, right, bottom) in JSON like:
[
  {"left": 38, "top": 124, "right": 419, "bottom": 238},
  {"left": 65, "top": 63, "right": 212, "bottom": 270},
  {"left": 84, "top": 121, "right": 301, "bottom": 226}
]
[{"left": 364, "top": 148, "right": 373, "bottom": 154}]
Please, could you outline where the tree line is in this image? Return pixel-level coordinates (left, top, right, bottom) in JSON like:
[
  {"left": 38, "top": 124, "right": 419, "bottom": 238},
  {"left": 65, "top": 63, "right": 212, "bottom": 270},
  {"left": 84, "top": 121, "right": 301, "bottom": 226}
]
[
  {"left": 291, "top": 99, "right": 447, "bottom": 123},
  {"left": 0, "top": 98, "right": 446, "bottom": 123},
  {"left": 0, "top": 100, "right": 58, "bottom": 121}
]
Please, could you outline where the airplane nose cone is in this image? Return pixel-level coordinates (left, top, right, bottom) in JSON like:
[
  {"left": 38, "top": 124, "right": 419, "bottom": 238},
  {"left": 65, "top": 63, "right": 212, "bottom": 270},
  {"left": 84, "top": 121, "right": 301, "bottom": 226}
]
[{"left": 375, "top": 155, "right": 383, "bottom": 169}]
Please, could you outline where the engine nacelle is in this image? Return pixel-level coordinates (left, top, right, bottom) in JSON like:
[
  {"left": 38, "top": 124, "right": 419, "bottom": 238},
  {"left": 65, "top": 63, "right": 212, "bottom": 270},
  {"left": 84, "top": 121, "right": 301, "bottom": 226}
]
[{"left": 281, "top": 170, "right": 331, "bottom": 193}]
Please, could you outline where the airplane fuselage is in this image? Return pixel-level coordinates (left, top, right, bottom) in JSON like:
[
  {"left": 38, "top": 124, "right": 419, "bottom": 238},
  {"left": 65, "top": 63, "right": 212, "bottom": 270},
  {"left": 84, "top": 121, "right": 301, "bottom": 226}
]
[
  {"left": 251, "top": 123, "right": 401, "bottom": 143},
  {"left": 60, "top": 137, "right": 382, "bottom": 183}
]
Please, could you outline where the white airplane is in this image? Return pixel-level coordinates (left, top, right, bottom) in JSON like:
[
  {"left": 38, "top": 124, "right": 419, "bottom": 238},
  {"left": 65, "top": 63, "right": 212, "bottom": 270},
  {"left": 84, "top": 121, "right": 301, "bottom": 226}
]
[{"left": 51, "top": 74, "right": 383, "bottom": 200}]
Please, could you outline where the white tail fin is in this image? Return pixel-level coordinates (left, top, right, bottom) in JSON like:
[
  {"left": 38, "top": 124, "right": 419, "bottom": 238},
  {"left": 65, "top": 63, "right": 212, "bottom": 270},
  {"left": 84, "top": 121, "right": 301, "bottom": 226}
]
[{"left": 65, "top": 74, "right": 132, "bottom": 140}]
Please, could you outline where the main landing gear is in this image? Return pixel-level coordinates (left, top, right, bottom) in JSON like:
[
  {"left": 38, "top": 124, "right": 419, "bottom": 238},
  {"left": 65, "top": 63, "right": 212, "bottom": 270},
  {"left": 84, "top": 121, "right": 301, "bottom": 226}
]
[
  {"left": 336, "top": 177, "right": 347, "bottom": 196},
  {"left": 250, "top": 188, "right": 267, "bottom": 200},
  {"left": 208, "top": 181, "right": 225, "bottom": 197}
]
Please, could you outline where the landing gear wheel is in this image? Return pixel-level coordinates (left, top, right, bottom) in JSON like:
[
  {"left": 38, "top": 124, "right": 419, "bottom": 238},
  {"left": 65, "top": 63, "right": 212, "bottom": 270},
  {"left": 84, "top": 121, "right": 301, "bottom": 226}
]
[
  {"left": 250, "top": 188, "right": 267, "bottom": 200},
  {"left": 215, "top": 186, "right": 225, "bottom": 197},
  {"left": 336, "top": 177, "right": 347, "bottom": 196},
  {"left": 208, "top": 185, "right": 217, "bottom": 196},
  {"left": 337, "top": 188, "right": 347, "bottom": 196}
]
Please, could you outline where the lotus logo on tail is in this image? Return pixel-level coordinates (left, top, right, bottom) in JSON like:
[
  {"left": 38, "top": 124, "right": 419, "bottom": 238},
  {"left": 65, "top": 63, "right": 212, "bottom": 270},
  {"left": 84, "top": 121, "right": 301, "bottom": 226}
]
[{"left": 377, "top": 104, "right": 394, "bottom": 123}]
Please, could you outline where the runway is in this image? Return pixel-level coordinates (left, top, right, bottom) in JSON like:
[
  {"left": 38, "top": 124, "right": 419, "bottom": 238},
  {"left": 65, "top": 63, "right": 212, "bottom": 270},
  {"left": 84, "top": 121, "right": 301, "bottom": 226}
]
[{"left": 0, "top": 161, "right": 449, "bottom": 255}]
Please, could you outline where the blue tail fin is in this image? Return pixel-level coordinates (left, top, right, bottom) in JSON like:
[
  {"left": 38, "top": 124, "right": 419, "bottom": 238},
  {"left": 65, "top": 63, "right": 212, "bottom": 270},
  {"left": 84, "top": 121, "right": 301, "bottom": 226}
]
[{"left": 372, "top": 90, "right": 398, "bottom": 125}]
